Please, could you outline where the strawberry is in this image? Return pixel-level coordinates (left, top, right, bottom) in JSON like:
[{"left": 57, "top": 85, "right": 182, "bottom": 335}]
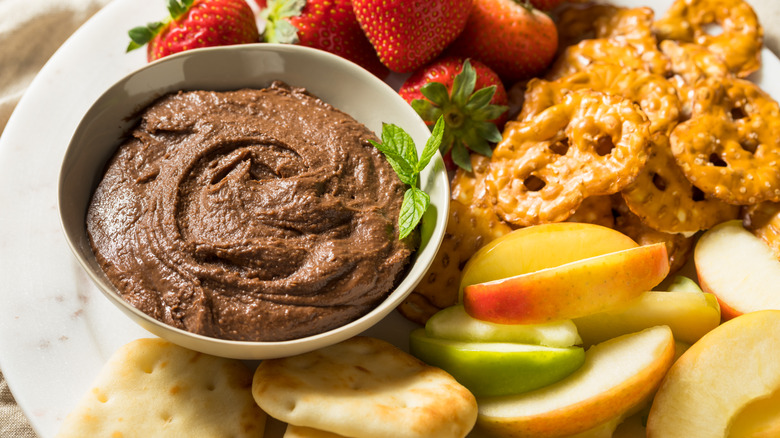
[
  {"left": 260, "top": 0, "right": 388, "bottom": 78},
  {"left": 127, "top": 0, "right": 260, "bottom": 62},
  {"left": 353, "top": 0, "right": 473, "bottom": 73},
  {"left": 399, "top": 57, "right": 508, "bottom": 172},
  {"left": 446, "top": 0, "right": 558, "bottom": 83}
]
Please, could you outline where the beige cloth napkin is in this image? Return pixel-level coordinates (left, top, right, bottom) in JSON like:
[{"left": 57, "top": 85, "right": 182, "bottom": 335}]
[
  {"left": 0, "top": 2, "right": 113, "bottom": 435},
  {"left": 1, "top": 0, "right": 779, "bottom": 436}
]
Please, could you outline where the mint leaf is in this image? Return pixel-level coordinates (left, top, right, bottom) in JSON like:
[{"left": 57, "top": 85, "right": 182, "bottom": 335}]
[
  {"left": 399, "top": 187, "right": 430, "bottom": 240},
  {"left": 418, "top": 116, "right": 444, "bottom": 172},
  {"left": 372, "top": 117, "right": 444, "bottom": 240}
]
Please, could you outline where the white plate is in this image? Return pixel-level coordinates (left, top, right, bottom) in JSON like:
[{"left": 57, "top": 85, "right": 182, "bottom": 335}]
[{"left": 0, "top": 0, "right": 778, "bottom": 436}]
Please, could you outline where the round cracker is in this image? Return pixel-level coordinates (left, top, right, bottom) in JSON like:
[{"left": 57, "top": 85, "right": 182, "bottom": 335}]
[{"left": 57, "top": 338, "right": 266, "bottom": 437}]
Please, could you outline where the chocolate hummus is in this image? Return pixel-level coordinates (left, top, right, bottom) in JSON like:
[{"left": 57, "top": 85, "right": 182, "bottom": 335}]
[{"left": 87, "top": 82, "right": 414, "bottom": 341}]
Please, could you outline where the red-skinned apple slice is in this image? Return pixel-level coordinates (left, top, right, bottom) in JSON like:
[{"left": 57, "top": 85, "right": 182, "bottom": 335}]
[
  {"left": 463, "top": 243, "right": 670, "bottom": 324},
  {"left": 477, "top": 326, "right": 675, "bottom": 438},
  {"left": 695, "top": 219, "right": 780, "bottom": 320},
  {"left": 459, "top": 223, "right": 640, "bottom": 297}
]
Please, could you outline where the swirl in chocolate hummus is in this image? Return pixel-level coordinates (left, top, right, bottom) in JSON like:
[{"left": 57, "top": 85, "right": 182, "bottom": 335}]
[{"left": 86, "top": 82, "right": 414, "bottom": 342}]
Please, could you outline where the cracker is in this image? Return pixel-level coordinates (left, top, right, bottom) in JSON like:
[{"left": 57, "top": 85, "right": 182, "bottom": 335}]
[
  {"left": 252, "top": 336, "right": 477, "bottom": 438},
  {"left": 57, "top": 338, "right": 266, "bottom": 438}
]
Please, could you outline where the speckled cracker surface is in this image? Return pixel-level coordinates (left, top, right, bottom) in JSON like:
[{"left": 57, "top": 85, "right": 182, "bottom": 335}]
[
  {"left": 57, "top": 338, "right": 266, "bottom": 437},
  {"left": 252, "top": 336, "right": 477, "bottom": 438}
]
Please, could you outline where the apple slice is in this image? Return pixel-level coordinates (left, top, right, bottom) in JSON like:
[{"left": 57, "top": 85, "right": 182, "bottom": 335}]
[
  {"left": 729, "top": 388, "right": 780, "bottom": 438},
  {"left": 477, "top": 325, "right": 675, "bottom": 438},
  {"left": 408, "top": 329, "right": 585, "bottom": 397},
  {"left": 665, "top": 275, "right": 702, "bottom": 293},
  {"left": 573, "top": 288, "right": 720, "bottom": 346},
  {"left": 646, "top": 310, "right": 780, "bottom": 437},
  {"left": 459, "top": 222, "right": 639, "bottom": 295},
  {"left": 425, "top": 305, "right": 581, "bottom": 348},
  {"left": 463, "top": 243, "right": 669, "bottom": 324},
  {"left": 695, "top": 220, "right": 780, "bottom": 320}
]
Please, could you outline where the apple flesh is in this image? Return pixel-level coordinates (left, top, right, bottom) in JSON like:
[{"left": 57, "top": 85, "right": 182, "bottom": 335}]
[
  {"left": 695, "top": 220, "right": 780, "bottom": 320},
  {"left": 459, "top": 222, "right": 639, "bottom": 295},
  {"left": 409, "top": 329, "right": 585, "bottom": 398},
  {"left": 646, "top": 310, "right": 780, "bottom": 437},
  {"left": 573, "top": 289, "right": 720, "bottom": 347},
  {"left": 425, "top": 305, "right": 581, "bottom": 348},
  {"left": 477, "top": 325, "right": 675, "bottom": 438},
  {"left": 728, "top": 387, "right": 780, "bottom": 438},
  {"left": 463, "top": 243, "right": 670, "bottom": 324}
]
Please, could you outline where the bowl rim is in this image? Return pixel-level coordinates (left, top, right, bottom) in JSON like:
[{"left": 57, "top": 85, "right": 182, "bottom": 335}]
[{"left": 57, "top": 43, "right": 449, "bottom": 359}]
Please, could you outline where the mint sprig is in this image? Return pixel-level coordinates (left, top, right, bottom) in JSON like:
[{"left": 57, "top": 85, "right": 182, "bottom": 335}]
[{"left": 371, "top": 117, "right": 444, "bottom": 240}]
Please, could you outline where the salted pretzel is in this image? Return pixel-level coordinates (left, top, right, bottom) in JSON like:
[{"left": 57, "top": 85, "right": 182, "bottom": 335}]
[
  {"left": 487, "top": 89, "right": 650, "bottom": 227},
  {"left": 398, "top": 155, "right": 513, "bottom": 325},
  {"left": 670, "top": 77, "right": 780, "bottom": 205},
  {"left": 653, "top": 0, "right": 763, "bottom": 77},
  {"left": 546, "top": 38, "right": 667, "bottom": 81},
  {"left": 621, "top": 133, "right": 740, "bottom": 234},
  {"left": 522, "top": 63, "right": 681, "bottom": 136},
  {"left": 566, "top": 195, "right": 615, "bottom": 228},
  {"left": 743, "top": 202, "right": 780, "bottom": 260},
  {"left": 659, "top": 40, "right": 730, "bottom": 120},
  {"left": 660, "top": 40, "right": 729, "bottom": 87},
  {"left": 611, "top": 195, "right": 694, "bottom": 274}
]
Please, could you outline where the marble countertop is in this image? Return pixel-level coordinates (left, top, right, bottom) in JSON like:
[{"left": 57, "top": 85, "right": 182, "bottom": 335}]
[{"left": 1, "top": 0, "right": 779, "bottom": 436}]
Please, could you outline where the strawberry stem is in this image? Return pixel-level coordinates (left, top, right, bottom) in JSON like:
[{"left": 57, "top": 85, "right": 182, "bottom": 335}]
[
  {"left": 261, "top": 0, "right": 305, "bottom": 44},
  {"left": 126, "top": 0, "right": 194, "bottom": 52},
  {"left": 410, "top": 59, "right": 508, "bottom": 172}
]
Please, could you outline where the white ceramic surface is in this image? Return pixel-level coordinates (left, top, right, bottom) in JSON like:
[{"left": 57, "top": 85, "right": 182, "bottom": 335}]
[
  {"left": 58, "top": 43, "right": 449, "bottom": 360},
  {"left": 0, "top": 0, "right": 778, "bottom": 437}
]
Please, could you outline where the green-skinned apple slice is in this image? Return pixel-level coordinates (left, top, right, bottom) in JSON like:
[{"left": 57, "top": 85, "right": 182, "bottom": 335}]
[
  {"left": 425, "top": 305, "right": 581, "bottom": 347},
  {"left": 477, "top": 326, "right": 675, "bottom": 438},
  {"left": 573, "top": 289, "right": 720, "bottom": 347},
  {"left": 409, "top": 329, "right": 585, "bottom": 397}
]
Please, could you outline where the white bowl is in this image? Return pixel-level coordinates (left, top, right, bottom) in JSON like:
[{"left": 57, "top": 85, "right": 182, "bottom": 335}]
[{"left": 58, "top": 44, "right": 449, "bottom": 360}]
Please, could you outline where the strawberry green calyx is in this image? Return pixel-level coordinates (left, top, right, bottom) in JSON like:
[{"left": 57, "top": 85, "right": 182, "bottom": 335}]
[
  {"left": 411, "top": 60, "right": 507, "bottom": 172},
  {"left": 127, "top": 0, "right": 195, "bottom": 52},
  {"left": 261, "top": 0, "right": 305, "bottom": 43}
]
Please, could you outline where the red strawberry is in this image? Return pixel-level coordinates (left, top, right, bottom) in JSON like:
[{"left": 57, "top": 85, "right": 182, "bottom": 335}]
[
  {"left": 447, "top": 0, "right": 558, "bottom": 83},
  {"left": 261, "top": 0, "right": 388, "bottom": 78},
  {"left": 353, "top": 0, "right": 473, "bottom": 73},
  {"left": 399, "top": 57, "right": 508, "bottom": 172},
  {"left": 127, "top": 0, "right": 259, "bottom": 62}
]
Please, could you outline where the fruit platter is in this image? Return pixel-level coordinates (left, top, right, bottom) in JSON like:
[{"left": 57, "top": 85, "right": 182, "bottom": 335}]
[{"left": 2, "top": 0, "right": 780, "bottom": 436}]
